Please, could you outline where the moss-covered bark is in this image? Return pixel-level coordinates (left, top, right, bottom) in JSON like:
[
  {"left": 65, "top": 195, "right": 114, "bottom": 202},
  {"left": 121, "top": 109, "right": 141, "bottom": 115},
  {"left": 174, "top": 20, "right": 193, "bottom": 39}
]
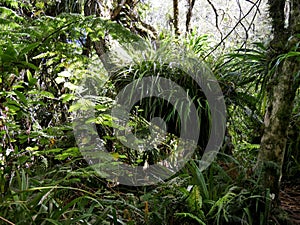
[
  {"left": 258, "top": 56, "right": 299, "bottom": 199},
  {"left": 258, "top": 0, "right": 300, "bottom": 203}
]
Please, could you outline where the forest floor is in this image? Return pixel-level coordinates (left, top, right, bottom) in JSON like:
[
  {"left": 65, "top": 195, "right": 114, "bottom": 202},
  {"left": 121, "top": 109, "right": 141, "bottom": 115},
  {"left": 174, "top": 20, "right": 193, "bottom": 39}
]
[{"left": 280, "top": 181, "right": 300, "bottom": 224}]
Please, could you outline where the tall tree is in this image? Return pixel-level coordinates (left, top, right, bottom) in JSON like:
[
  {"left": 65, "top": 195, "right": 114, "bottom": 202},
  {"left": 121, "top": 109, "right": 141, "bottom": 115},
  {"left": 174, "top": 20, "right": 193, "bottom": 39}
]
[
  {"left": 186, "top": 0, "right": 196, "bottom": 33},
  {"left": 257, "top": 0, "right": 300, "bottom": 203},
  {"left": 173, "top": 0, "right": 180, "bottom": 36}
]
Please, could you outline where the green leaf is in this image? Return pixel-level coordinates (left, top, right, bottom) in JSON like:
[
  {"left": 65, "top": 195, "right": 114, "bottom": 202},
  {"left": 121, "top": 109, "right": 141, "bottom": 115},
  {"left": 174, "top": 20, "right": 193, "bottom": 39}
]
[
  {"left": 33, "top": 51, "right": 56, "bottom": 60},
  {"left": 69, "top": 99, "right": 94, "bottom": 112},
  {"left": 19, "top": 42, "right": 40, "bottom": 55},
  {"left": 55, "top": 147, "right": 80, "bottom": 160},
  {"left": 188, "top": 161, "right": 209, "bottom": 200},
  {"left": 4, "top": 42, "right": 18, "bottom": 58},
  {"left": 95, "top": 104, "right": 108, "bottom": 112},
  {"left": 5, "top": 98, "right": 21, "bottom": 112},
  {"left": 12, "top": 85, "right": 24, "bottom": 89},
  {"left": 60, "top": 93, "right": 75, "bottom": 103},
  {"left": 175, "top": 213, "right": 206, "bottom": 225},
  {"left": 14, "top": 90, "right": 28, "bottom": 105},
  {"left": 40, "top": 91, "right": 55, "bottom": 99},
  {"left": 25, "top": 146, "right": 39, "bottom": 151},
  {"left": 45, "top": 219, "right": 64, "bottom": 225},
  {"left": 27, "top": 69, "right": 37, "bottom": 86},
  {"left": 19, "top": 61, "right": 39, "bottom": 70},
  {"left": 29, "top": 90, "right": 55, "bottom": 99},
  {"left": 281, "top": 51, "right": 300, "bottom": 59},
  {"left": 69, "top": 103, "right": 81, "bottom": 112},
  {"left": 0, "top": 6, "right": 20, "bottom": 18},
  {"left": 0, "top": 18, "right": 20, "bottom": 28}
]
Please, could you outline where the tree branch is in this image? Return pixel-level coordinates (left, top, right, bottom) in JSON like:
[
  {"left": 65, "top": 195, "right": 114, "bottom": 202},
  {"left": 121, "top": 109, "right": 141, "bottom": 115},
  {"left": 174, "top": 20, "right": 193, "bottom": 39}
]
[
  {"left": 206, "top": 0, "right": 219, "bottom": 32},
  {"left": 204, "top": 0, "right": 262, "bottom": 59},
  {"left": 111, "top": 0, "right": 127, "bottom": 20}
]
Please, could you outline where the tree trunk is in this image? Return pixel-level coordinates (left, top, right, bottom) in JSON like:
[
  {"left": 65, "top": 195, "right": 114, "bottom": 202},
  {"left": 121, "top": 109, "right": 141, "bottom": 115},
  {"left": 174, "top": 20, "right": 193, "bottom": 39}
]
[
  {"left": 257, "top": 0, "right": 300, "bottom": 203},
  {"left": 258, "top": 56, "right": 299, "bottom": 200},
  {"left": 173, "top": 0, "right": 180, "bottom": 36},
  {"left": 186, "top": 0, "right": 196, "bottom": 33}
]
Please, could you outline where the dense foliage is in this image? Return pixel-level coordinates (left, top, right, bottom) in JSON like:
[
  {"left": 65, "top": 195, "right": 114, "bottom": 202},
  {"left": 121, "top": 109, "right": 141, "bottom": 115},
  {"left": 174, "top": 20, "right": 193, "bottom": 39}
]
[{"left": 0, "top": 0, "right": 299, "bottom": 225}]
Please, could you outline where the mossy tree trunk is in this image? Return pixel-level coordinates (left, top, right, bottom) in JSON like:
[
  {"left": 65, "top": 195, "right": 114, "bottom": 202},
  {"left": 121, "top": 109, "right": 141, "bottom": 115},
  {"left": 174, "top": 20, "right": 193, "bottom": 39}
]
[{"left": 257, "top": 0, "right": 300, "bottom": 203}]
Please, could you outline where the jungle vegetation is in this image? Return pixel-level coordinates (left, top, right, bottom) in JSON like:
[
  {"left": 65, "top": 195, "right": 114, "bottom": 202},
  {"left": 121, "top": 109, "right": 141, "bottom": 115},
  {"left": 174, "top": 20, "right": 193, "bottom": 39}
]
[{"left": 0, "top": 0, "right": 299, "bottom": 224}]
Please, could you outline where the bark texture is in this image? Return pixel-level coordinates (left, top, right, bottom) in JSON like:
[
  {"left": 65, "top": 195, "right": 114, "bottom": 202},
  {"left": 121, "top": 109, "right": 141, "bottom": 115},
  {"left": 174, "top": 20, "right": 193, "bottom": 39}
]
[
  {"left": 258, "top": 56, "right": 299, "bottom": 198},
  {"left": 173, "top": 0, "right": 180, "bottom": 36},
  {"left": 186, "top": 0, "right": 196, "bottom": 33},
  {"left": 258, "top": 0, "right": 300, "bottom": 203}
]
